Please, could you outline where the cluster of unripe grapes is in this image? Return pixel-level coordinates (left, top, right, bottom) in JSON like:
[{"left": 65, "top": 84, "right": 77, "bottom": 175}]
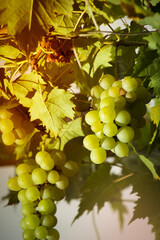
[
  {"left": 0, "top": 108, "right": 33, "bottom": 146},
  {"left": 8, "top": 149, "right": 79, "bottom": 240},
  {"left": 83, "top": 74, "right": 151, "bottom": 164}
]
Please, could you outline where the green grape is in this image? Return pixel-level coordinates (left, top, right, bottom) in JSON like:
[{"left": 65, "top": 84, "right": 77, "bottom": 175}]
[
  {"left": 62, "top": 160, "right": 79, "bottom": 177},
  {"left": 112, "top": 80, "right": 122, "bottom": 88},
  {"left": 100, "top": 136, "right": 116, "bottom": 150},
  {"left": 83, "top": 134, "right": 100, "bottom": 150},
  {"left": 40, "top": 185, "right": 56, "bottom": 199},
  {"left": 100, "top": 90, "right": 109, "bottom": 100},
  {"left": 41, "top": 215, "right": 57, "bottom": 228},
  {"left": 100, "top": 97, "right": 115, "bottom": 108},
  {"left": 136, "top": 86, "right": 151, "bottom": 104},
  {"left": 91, "top": 120, "right": 103, "bottom": 133},
  {"left": 133, "top": 128, "right": 142, "bottom": 140},
  {"left": 18, "top": 189, "right": 31, "bottom": 204},
  {"left": 122, "top": 76, "right": 138, "bottom": 92},
  {"left": 40, "top": 157, "right": 54, "bottom": 171},
  {"left": 15, "top": 138, "right": 26, "bottom": 145},
  {"left": 90, "top": 147, "right": 106, "bottom": 164},
  {"left": 131, "top": 101, "right": 146, "bottom": 117},
  {"left": 8, "top": 176, "right": 21, "bottom": 191},
  {"left": 21, "top": 203, "right": 36, "bottom": 216},
  {"left": 47, "top": 170, "right": 60, "bottom": 184},
  {"left": 56, "top": 175, "right": 69, "bottom": 190},
  {"left": 125, "top": 92, "right": 137, "bottom": 102},
  {"left": 99, "top": 74, "right": 115, "bottom": 90},
  {"left": 115, "top": 110, "right": 131, "bottom": 126},
  {"left": 0, "top": 109, "right": 11, "bottom": 119},
  {"left": 50, "top": 186, "right": 65, "bottom": 201},
  {"left": 137, "top": 117, "right": 146, "bottom": 128},
  {"left": 31, "top": 168, "right": 47, "bottom": 185},
  {"left": 2, "top": 132, "right": 15, "bottom": 145},
  {"left": 95, "top": 130, "right": 105, "bottom": 139},
  {"left": 20, "top": 217, "right": 28, "bottom": 230},
  {"left": 130, "top": 117, "right": 138, "bottom": 128},
  {"left": 108, "top": 86, "right": 120, "bottom": 98},
  {"left": 15, "top": 127, "right": 26, "bottom": 139},
  {"left": 22, "top": 229, "right": 35, "bottom": 240},
  {"left": 114, "top": 96, "right": 126, "bottom": 109},
  {"left": 99, "top": 106, "right": 116, "bottom": 123},
  {"left": 35, "top": 151, "right": 52, "bottom": 166},
  {"left": 26, "top": 186, "right": 40, "bottom": 202},
  {"left": 25, "top": 214, "right": 40, "bottom": 229},
  {"left": 24, "top": 158, "right": 39, "bottom": 171},
  {"left": 16, "top": 163, "right": 32, "bottom": 176},
  {"left": 38, "top": 199, "right": 56, "bottom": 215},
  {"left": 50, "top": 149, "right": 66, "bottom": 168},
  {"left": 117, "top": 126, "right": 134, "bottom": 143},
  {"left": 0, "top": 118, "right": 14, "bottom": 133},
  {"left": 18, "top": 172, "right": 33, "bottom": 189},
  {"left": 35, "top": 226, "right": 48, "bottom": 240},
  {"left": 114, "top": 141, "right": 129, "bottom": 157},
  {"left": 91, "top": 85, "right": 104, "bottom": 98},
  {"left": 46, "top": 228, "right": 60, "bottom": 240},
  {"left": 103, "top": 122, "right": 118, "bottom": 137},
  {"left": 85, "top": 110, "right": 99, "bottom": 125}
]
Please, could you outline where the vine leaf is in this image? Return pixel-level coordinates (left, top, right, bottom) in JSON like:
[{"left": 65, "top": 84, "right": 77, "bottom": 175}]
[
  {"left": 139, "top": 12, "right": 160, "bottom": 29},
  {"left": 58, "top": 117, "right": 84, "bottom": 150},
  {"left": 29, "top": 87, "right": 75, "bottom": 137},
  {"left": 74, "top": 163, "right": 128, "bottom": 229},
  {"left": 150, "top": 104, "right": 160, "bottom": 127},
  {"left": 0, "top": 45, "right": 23, "bottom": 60}
]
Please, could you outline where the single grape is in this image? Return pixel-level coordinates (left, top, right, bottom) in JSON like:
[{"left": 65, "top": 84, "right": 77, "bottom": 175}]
[
  {"left": 90, "top": 85, "right": 103, "bottom": 99},
  {"left": 122, "top": 76, "right": 138, "bottom": 92},
  {"left": 125, "top": 92, "right": 137, "bottom": 102},
  {"left": 0, "top": 109, "right": 11, "bottom": 119},
  {"left": 117, "top": 126, "right": 134, "bottom": 143},
  {"left": 108, "top": 86, "right": 120, "bottom": 98},
  {"left": 85, "top": 110, "right": 99, "bottom": 125},
  {"left": 18, "top": 189, "right": 31, "bottom": 204},
  {"left": 47, "top": 170, "right": 60, "bottom": 184},
  {"left": 99, "top": 106, "right": 116, "bottom": 123},
  {"left": 15, "top": 138, "right": 26, "bottom": 145},
  {"left": 40, "top": 156, "right": 54, "bottom": 171},
  {"left": 100, "top": 136, "right": 116, "bottom": 150},
  {"left": 20, "top": 217, "right": 28, "bottom": 230},
  {"left": 2, "top": 131, "right": 15, "bottom": 145},
  {"left": 112, "top": 80, "right": 122, "bottom": 88},
  {"left": 56, "top": 175, "right": 69, "bottom": 190},
  {"left": 62, "top": 160, "right": 79, "bottom": 177},
  {"left": 25, "top": 214, "right": 40, "bottom": 229},
  {"left": 136, "top": 86, "right": 151, "bottom": 104},
  {"left": 100, "top": 97, "right": 115, "bottom": 108},
  {"left": 114, "top": 141, "right": 129, "bottom": 157},
  {"left": 41, "top": 215, "right": 57, "bottom": 228},
  {"left": 91, "top": 120, "right": 103, "bottom": 133},
  {"left": 115, "top": 110, "right": 131, "bottom": 126},
  {"left": 99, "top": 74, "right": 115, "bottom": 90},
  {"left": 103, "top": 122, "right": 118, "bottom": 137},
  {"left": 46, "top": 228, "right": 60, "bottom": 240},
  {"left": 35, "top": 226, "right": 48, "bottom": 240},
  {"left": 0, "top": 118, "right": 14, "bottom": 133},
  {"left": 8, "top": 176, "right": 21, "bottom": 191},
  {"left": 137, "top": 117, "right": 146, "bottom": 128},
  {"left": 50, "top": 149, "right": 66, "bottom": 168},
  {"left": 40, "top": 185, "right": 55, "bottom": 200},
  {"left": 35, "top": 151, "right": 52, "bottom": 166},
  {"left": 100, "top": 90, "right": 109, "bottom": 100},
  {"left": 22, "top": 228, "right": 35, "bottom": 240},
  {"left": 26, "top": 186, "right": 40, "bottom": 202},
  {"left": 83, "top": 134, "right": 100, "bottom": 150},
  {"left": 130, "top": 117, "right": 138, "bottom": 128},
  {"left": 49, "top": 186, "right": 65, "bottom": 201},
  {"left": 31, "top": 168, "right": 47, "bottom": 185},
  {"left": 21, "top": 203, "right": 36, "bottom": 216},
  {"left": 114, "top": 96, "right": 126, "bottom": 109},
  {"left": 95, "top": 130, "right": 105, "bottom": 139},
  {"left": 133, "top": 128, "right": 142, "bottom": 140},
  {"left": 18, "top": 172, "right": 33, "bottom": 189},
  {"left": 38, "top": 199, "right": 56, "bottom": 215},
  {"left": 131, "top": 101, "right": 146, "bottom": 117},
  {"left": 16, "top": 163, "right": 32, "bottom": 176},
  {"left": 90, "top": 147, "right": 106, "bottom": 164},
  {"left": 15, "top": 127, "right": 26, "bottom": 139}
]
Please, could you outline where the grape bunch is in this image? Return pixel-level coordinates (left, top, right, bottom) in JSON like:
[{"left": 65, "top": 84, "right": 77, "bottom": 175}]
[
  {"left": 0, "top": 108, "right": 33, "bottom": 146},
  {"left": 83, "top": 74, "right": 151, "bottom": 164},
  {"left": 8, "top": 149, "right": 79, "bottom": 240}
]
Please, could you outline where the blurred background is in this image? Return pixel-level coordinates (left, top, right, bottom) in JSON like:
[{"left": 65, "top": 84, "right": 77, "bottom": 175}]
[{"left": 0, "top": 165, "right": 154, "bottom": 240}]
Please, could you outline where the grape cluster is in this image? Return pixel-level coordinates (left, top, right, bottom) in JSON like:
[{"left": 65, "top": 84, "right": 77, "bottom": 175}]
[
  {"left": 0, "top": 108, "right": 33, "bottom": 146},
  {"left": 83, "top": 74, "right": 151, "bottom": 163},
  {"left": 8, "top": 149, "right": 79, "bottom": 240}
]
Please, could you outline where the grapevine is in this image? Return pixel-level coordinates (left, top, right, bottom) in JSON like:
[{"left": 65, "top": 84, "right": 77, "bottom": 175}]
[{"left": 0, "top": 1, "right": 160, "bottom": 240}]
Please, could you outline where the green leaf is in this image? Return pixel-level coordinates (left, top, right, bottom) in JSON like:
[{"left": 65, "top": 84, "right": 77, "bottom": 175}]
[
  {"left": 52, "top": 0, "right": 73, "bottom": 17},
  {"left": 149, "top": 69, "right": 160, "bottom": 98},
  {"left": 139, "top": 12, "right": 160, "bottom": 30},
  {"left": 74, "top": 163, "right": 128, "bottom": 225},
  {"left": 0, "top": 45, "right": 23, "bottom": 59},
  {"left": 150, "top": 104, "right": 160, "bottom": 127},
  {"left": 144, "top": 32, "right": 160, "bottom": 51},
  {"left": 29, "top": 87, "right": 75, "bottom": 137},
  {"left": 58, "top": 118, "right": 84, "bottom": 150}
]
